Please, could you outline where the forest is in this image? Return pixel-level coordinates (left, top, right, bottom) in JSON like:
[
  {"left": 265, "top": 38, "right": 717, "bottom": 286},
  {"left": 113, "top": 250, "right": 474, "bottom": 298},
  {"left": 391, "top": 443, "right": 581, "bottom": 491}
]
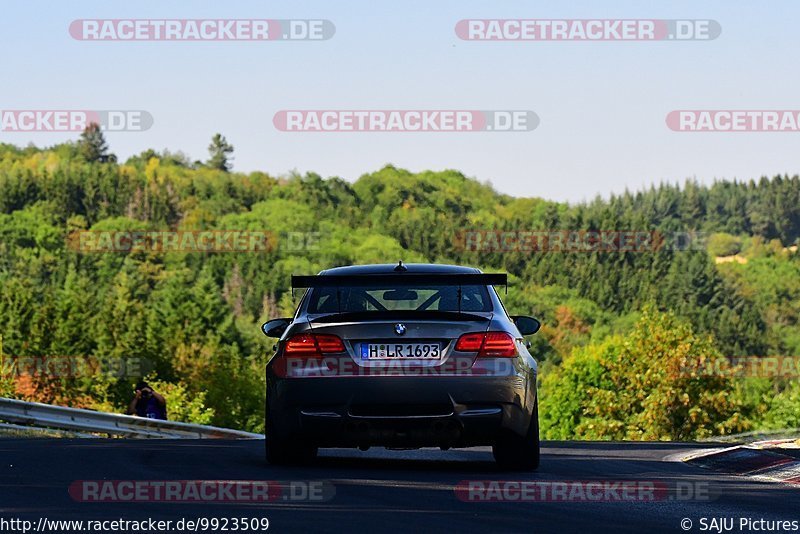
[{"left": 0, "top": 128, "right": 798, "bottom": 438}]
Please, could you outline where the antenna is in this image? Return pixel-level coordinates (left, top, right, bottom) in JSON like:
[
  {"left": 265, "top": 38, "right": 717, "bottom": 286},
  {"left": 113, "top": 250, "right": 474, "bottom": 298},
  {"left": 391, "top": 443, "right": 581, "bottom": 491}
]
[{"left": 394, "top": 260, "right": 407, "bottom": 272}]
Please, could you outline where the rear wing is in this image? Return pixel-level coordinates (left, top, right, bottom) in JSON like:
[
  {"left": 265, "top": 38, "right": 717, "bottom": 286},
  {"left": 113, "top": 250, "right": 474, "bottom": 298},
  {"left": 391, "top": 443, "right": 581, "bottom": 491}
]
[{"left": 291, "top": 273, "right": 507, "bottom": 289}]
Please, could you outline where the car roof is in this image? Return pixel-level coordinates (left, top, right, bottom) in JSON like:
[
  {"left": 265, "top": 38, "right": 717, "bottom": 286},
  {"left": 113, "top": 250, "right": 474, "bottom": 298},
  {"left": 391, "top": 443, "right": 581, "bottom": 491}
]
[{"left": 319, "top": 263, "right": 482, "bottom": 276}]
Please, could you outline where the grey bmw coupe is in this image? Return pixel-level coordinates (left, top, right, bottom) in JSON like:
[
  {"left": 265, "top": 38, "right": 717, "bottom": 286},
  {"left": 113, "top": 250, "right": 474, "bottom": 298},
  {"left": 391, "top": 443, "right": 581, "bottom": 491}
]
[{"left": 261, "top": 263, "right": 541, "bottom": 470}]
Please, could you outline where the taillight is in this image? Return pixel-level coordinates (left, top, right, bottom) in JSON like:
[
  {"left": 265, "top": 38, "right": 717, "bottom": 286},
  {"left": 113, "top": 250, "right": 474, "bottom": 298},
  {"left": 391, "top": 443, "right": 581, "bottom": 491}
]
[
  {"left": 284, "top": 333, "right": 345, "bottom": 357},
  {"left": 480, "top": 332, "right": 517, "bottom": 357},
  {"left": 314, "top": 334, "right": 346, "bottom": 353},
  {"left": 455, "top": 331, "right": 517, "bottom": 357},
  {"left": 455, "top": 332, "right": 485, "bottom": 352}
]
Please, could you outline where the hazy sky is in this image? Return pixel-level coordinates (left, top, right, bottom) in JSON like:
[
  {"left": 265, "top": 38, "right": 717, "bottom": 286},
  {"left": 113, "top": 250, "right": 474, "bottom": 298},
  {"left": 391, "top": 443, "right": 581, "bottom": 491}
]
[{"left": 1, "top": 1, "right": 797, "bottom": 202}]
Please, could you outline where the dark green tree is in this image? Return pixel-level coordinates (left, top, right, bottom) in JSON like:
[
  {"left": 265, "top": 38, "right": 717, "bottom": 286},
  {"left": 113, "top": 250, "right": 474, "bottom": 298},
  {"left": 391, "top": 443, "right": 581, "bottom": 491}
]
[
  {"left": 78, "top": 123, "right": 113, "bottom": 163},
  {"left": 207, "top": 133, "right": 234, "bottom": 172}
]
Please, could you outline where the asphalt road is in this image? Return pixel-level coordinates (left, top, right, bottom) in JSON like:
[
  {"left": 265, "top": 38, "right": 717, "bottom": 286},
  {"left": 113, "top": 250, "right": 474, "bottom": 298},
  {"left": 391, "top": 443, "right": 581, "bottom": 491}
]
[{"left": 0, "top": 439, "right": 798, "bottom": 533}]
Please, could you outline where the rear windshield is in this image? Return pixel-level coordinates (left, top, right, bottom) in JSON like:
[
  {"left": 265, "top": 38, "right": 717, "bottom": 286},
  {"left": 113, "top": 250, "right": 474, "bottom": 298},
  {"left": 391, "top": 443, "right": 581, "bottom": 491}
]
[{"left": 306, "top": 284, "right": 493, "bottom": 314}]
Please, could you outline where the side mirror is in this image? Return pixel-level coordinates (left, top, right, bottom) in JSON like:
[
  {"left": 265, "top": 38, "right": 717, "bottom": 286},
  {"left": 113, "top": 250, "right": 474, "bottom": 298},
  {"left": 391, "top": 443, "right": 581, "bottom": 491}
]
[
  {"left": 512, "top": 315, "right": 541, "bottom": 336},
  {"left": 261, "top": 318, "right": 292, "bottom": 338}
]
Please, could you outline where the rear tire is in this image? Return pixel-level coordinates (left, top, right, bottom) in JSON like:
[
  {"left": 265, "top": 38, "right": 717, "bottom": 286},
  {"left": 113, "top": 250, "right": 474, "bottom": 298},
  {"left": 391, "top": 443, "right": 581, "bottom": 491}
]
[
  {"left": 265, "top": 434, "right": 317, "bottom": 465},
  {"left": 492, "top": 399, "right": 540, "bottom": 471},
  {"left": 265, "top": 413, "right": 317, "bottom": 465}
]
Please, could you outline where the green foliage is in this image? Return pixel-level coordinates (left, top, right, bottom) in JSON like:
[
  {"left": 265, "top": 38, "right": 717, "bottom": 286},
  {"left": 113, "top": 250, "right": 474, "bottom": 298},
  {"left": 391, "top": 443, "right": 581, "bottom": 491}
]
[
  {"left": 78, "top": 123, "right": 112, "bottom": 163},
  {"left": 707, "top": 232, "right": 743, "bottom": 257},
  {"left": 0, "top": 378, "right": 15, "bottom": 398},
  {"left": 759, "top": 382, "right": 800, "bottom": 430},
  {"left": 539, "top": 338, "right": 614, "bottom": 439},
  {"left": 207, "top": 133, "right": 234, "bottom": 172},
  {"left": 732, "top": 377, "right": 774, "bottom": 428},
  {"left": 716, "top": 245, "right": 800, "bottom": 354},
  {"left": 540, "top": 309, "right": 747, "bottom": 440}
]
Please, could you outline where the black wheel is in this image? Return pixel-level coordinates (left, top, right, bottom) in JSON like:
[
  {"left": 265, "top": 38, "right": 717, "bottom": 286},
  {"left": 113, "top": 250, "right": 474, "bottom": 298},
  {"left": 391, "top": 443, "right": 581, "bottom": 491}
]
[
  {"left": 265, "top": 434, "right": 317, "bottom": 465},
  {"left": 492, "top": 399, "right": 540, "bottom": 471},
  {"left": 265, "top": 412, "right": 317, "bottom": 465}
]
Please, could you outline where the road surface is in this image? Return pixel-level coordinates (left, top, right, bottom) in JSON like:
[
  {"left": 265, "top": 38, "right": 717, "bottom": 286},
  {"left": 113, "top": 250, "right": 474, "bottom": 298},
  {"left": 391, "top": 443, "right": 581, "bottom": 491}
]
[{"left": 0, "top": 439, "right": 797, "bottom": 533}]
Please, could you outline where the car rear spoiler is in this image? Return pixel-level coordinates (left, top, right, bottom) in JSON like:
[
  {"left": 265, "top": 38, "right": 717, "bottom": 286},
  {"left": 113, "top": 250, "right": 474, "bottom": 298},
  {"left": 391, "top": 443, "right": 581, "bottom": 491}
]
[{"left": 291, "top": 273, "right": 507, "bottom": 290}]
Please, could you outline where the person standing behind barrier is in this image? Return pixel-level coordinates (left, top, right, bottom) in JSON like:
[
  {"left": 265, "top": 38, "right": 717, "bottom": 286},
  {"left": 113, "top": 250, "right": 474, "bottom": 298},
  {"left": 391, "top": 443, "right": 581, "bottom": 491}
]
[{"left": 126, "top": 381, "right": 167, "bottom": 420}]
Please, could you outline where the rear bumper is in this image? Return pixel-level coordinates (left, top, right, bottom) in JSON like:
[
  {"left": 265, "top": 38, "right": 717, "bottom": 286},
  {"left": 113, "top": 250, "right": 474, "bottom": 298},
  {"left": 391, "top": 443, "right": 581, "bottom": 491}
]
[{"left": 266, "top": 372, "right": 535, "bottom": 448}]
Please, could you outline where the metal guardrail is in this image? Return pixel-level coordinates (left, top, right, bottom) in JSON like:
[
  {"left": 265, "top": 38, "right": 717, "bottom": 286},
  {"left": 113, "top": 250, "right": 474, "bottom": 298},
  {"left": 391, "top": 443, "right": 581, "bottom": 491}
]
[
  {"left": 0, "top": 422, "right": 96, "bottom": 438},
  {"left": 0, "top": 397, "right": 263, "bottom": 439}
]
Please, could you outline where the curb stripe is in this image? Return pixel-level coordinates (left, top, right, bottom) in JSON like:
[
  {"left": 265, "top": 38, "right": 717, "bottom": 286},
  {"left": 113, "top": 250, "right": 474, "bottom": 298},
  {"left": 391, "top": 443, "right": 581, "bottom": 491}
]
[{"left": 684, "top": 445, "right": 800, "bottom": 487}]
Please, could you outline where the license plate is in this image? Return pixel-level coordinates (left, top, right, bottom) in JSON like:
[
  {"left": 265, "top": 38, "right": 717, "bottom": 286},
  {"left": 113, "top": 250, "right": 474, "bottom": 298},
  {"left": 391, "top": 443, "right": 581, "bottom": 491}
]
[{"left": 360, "top": 343, "right": 441, "bottom": 360}]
